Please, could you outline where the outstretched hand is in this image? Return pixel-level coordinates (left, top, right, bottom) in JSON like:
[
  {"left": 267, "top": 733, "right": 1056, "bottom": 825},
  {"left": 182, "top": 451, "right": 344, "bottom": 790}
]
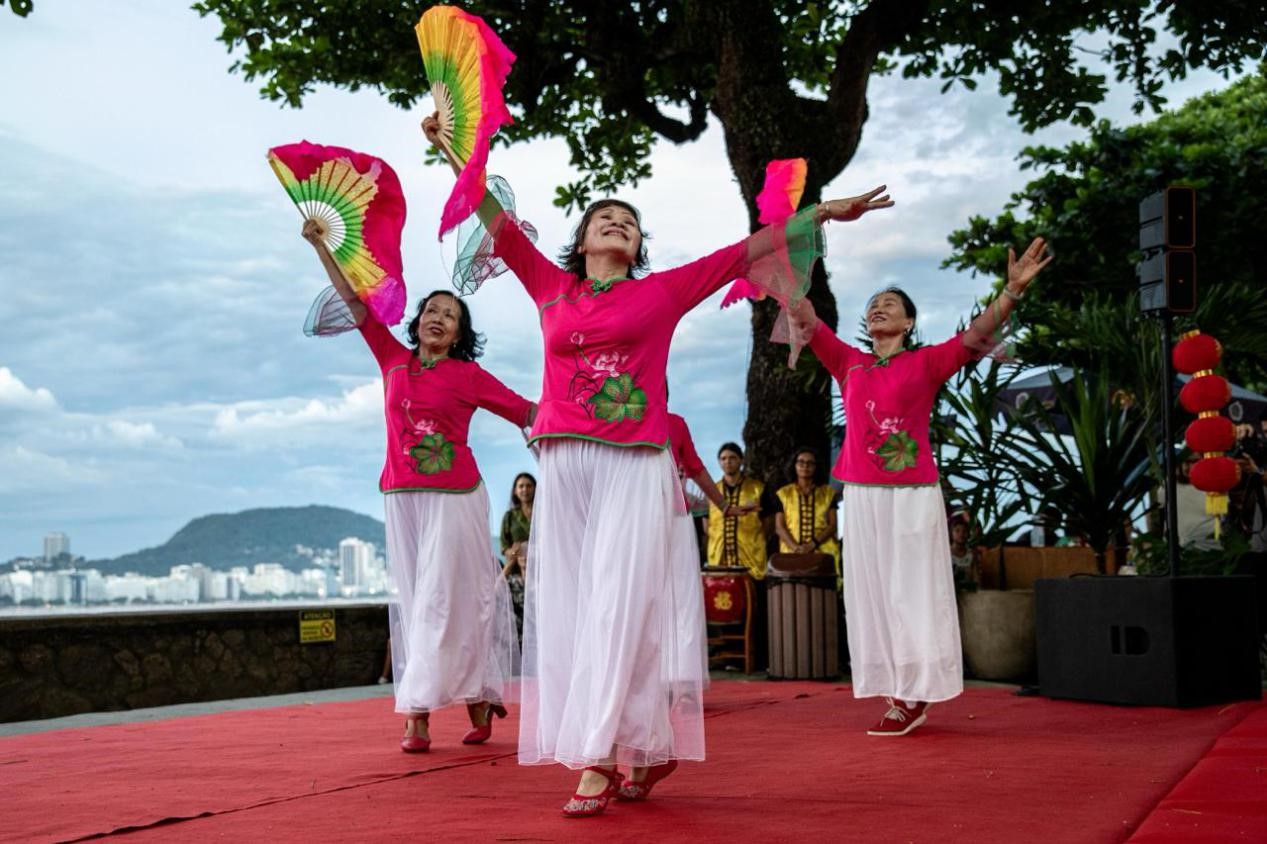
[
  {"left": 818, "top": 185, "right": 894, "bottom": 223},
  {"left": 1007, "top": 236, "right": 1053, "bottom": 292}
]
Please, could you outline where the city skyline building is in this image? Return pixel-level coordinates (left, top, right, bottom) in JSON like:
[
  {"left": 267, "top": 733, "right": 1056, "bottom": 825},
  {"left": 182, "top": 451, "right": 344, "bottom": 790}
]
[{"left": 43, "top": 532, "right": 69, "bottom": 562}]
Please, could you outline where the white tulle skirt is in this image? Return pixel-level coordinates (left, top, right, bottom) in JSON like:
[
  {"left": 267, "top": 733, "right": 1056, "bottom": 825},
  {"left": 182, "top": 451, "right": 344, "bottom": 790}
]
[
  {"left": 668, "top": 509, "right": 709, "bottom": 691},
  {"left": 839, "top": 484, "right": 963, "bottom": 703},
  {"left": 518, "top": 439, "right": 707, "bottom": 769},
  {"left": 384, "top": 486, "right": 517, "bottom": 714}
]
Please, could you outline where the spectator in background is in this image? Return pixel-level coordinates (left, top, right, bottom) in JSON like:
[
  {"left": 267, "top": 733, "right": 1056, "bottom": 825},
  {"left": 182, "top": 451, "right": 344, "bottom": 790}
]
[
  {"left": 705, "top": 442, "right": 768, "bottom": 577},
  {"left": 500, "top": 472, "right": 536, "bottom": 638},
  {"left": 948, "top": 512, "right": 979, "bottom": 590},
  {"left": 772, "top": 447, "right": 841, "bottom": 576}
]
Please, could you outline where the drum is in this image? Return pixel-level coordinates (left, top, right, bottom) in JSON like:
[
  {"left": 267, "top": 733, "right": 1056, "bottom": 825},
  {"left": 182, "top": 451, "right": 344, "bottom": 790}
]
[{"left": 766, "top": 572, "right": 839, "bottom": 680}]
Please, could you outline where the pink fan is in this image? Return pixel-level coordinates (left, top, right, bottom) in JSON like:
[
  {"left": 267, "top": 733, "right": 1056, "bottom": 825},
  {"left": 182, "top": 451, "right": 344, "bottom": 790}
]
[
  {"left": 721, "top": 158, "right": 808, "bottom": 309},
  {"left": 416, "top": 5, "right": 516, "bottom": 239},
  {"left": 268, "top": 141, "right": 407, "bottom": 325}
]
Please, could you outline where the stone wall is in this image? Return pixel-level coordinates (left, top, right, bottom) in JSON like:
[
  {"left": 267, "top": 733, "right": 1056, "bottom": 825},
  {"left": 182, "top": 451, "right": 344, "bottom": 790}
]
[{"left": 0, "top": 604, "right": 389, "bottom": 723}]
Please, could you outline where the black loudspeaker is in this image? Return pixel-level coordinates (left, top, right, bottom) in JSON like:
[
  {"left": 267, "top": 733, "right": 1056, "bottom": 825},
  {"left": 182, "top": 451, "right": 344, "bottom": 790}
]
[{"left": 1036, "top": 576, "right": 1261, "bottom": 707}]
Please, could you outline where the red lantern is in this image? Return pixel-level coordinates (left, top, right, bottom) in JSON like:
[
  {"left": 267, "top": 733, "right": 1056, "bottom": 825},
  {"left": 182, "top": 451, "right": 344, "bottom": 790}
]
[
  {"left": 1172, "top": 331, "right": 1223, "bottom": 375},
  {"left": 1189, "top": 456, "right": 1242, "bottom": 517},
  {"left": 1184, "top": 414, "right": 1236, "bottom": 454},
  {"left": 1174, "top": 329, "right": 1234, "bottom": 526},
  {"left": 1179, "top": 374, "right": 1231, "bottom": 414}
]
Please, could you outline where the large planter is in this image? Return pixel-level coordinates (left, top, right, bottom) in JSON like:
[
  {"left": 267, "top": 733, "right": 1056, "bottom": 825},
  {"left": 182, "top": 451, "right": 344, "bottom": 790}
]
[{"left": 957, "top": 588, "right": 1036, "bottom": 682}]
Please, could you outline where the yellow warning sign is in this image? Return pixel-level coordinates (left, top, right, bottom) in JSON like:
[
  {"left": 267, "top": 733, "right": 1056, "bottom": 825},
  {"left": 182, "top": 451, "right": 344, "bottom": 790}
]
[{"left": 299, "top": 609, "right": 336, "bottom": 644}]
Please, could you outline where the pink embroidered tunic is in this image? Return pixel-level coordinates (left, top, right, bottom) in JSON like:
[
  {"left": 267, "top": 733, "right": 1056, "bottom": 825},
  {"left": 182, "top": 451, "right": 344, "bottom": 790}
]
[
  {"left": 491, "top": 209, "right": 822, "bottom": 450},
  {"left": 810, "top": 320, "right": 974, "bottom": 486},
  {"left": 667, "top": 413, "right": 706, "bottom": 477},
  {"left": 359, "top": 317, "right": 534, "bottom": 493}
]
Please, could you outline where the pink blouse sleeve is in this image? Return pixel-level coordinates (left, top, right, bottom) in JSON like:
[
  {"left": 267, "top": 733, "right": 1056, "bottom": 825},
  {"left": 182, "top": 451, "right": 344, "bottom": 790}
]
[
  {"left": 670, "top": 415, "right": 707, "bottom": 477},
  {"left": 808, "top": 319, "right": 866, "bottom": 380},
  {"left": 471, "top": 364, "right": 534, "bottom": 427},
  {"left": 654, "top": 241, "right": 749, "bottom": 315},
  {"left": 655, "top": 206, "right": 826, "bottom": 318},
  {"left": 357, "top": 316, "right": 408, "bottom": 371},
  {"left": 924, "top": 333, "right": 976, "bottom": 385},
  {"left": 490, "top": 211, "right": 562, "bottom": 303}
]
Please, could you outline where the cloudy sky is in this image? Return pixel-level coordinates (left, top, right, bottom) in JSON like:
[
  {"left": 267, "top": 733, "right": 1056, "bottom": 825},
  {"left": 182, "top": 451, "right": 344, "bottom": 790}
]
[{"left": 0, "top": 2, "right": 1242, "bottom": 561}]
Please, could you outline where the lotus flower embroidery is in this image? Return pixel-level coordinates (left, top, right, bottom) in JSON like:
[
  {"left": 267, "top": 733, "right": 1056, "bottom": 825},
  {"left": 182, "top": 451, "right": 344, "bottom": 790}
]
[
  {"left": 588, "top": 373, "right": 648, "bottom": 423},
  {"left": 876, "top": 431, "right": 919, "bottom": 472},
  {"left": 410, "top": 432, "right": 455, "bottom": 475}
]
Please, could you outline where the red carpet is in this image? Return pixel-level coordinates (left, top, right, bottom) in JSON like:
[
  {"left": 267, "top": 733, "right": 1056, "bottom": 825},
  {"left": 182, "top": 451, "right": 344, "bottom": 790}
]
[
  {"left": 1128, "top": 704, "right": 1267, "bottom": 842},
  {"left": 0, "top": 682, "right": 1259, "bottom": 843}
]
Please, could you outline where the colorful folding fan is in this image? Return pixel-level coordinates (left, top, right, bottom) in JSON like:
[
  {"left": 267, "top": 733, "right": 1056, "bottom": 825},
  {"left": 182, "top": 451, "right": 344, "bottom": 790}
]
[
  {"left": 415, "top": 5, "right": 516, "bottom": 239},
  {"left": 268, "top": 141, "right": 407, "bottom": 326},
  {"left": 721, "top": 158, "right": 808, "bottom": 309}
]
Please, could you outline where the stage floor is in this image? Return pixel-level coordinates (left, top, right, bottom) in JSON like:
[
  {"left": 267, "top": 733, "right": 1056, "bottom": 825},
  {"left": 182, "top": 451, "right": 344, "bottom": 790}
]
[{"left": 2, "top": 679, "right": 1263, "bottom": 842}]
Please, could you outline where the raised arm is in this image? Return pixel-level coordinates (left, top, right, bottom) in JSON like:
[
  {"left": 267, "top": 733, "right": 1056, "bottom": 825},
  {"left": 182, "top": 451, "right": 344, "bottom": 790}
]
[
  {"left": 962, "top": 236, "right": 1051, "bottom": 352},
  {"left": 745, "top": 186, "right": 894, "bottom": 267},
  {"left": 421, "top": 113, "right": 559, "bottom": 300},
  {"left": 302, "top": 219, "right": 368, "bottom": 327},
  {"left": 422, "top": 113, "right": 506, "bottom": 230}
]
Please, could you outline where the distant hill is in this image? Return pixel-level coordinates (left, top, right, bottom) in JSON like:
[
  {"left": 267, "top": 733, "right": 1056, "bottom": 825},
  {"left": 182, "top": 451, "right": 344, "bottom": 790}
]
[{"left": 89, "top": 506, "right": 386, "bottom": 576}]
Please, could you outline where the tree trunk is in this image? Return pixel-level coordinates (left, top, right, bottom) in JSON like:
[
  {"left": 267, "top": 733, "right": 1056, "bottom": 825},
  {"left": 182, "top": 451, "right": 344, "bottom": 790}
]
[{"left": 705, "top": 4, "right": 866, "bottom": 489}]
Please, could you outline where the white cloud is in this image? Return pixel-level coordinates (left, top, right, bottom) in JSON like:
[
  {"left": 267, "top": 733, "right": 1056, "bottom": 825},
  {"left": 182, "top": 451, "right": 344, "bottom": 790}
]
[
  {"left": 87, "top": 420, "right": 183, "bottom": 450},
  {"left": 0, "top": 367, "right": 58, "bottom": 411},
  {"left": 210, "top": 381, "right": 383, "bottom": 442},
  {"left": 0, "top": 445, "right": 103, "bottom": 490}
]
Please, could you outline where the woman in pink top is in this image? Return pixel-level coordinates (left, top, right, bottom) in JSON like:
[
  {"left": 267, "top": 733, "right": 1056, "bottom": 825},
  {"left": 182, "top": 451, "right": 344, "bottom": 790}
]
[
  {"left": 796, "top": 237, "right": 1051, "bottom": 737},
  {"left": 426, "top": 112, "right": 892, "bottom": 817},
  {"left": 302, "top": 220, "right": 536, "bottom": 753}
]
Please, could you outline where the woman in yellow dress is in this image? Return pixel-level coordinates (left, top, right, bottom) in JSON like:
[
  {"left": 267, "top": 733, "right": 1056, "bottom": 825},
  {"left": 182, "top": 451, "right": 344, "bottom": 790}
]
[
  {"left": 705, "top": 442, "right": 768, "bottom": 578},
  {"left": 773, "top": 447, "right": 841, "bottom": 574}
]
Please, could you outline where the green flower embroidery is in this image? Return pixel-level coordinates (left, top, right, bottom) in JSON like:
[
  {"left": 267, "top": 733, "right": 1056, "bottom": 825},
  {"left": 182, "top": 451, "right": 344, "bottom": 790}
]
[
  {"left": 588, "top": 373, "right": 647, "bottom": 422},
  {"left": 588, "top": 277, "right": 615, "bottom": 294},
  {"left": 876, "top": 431, "right": 919, "bottom": 472},
  {"left": 410, "top": 432, "right": 455, "bottom": 474}
]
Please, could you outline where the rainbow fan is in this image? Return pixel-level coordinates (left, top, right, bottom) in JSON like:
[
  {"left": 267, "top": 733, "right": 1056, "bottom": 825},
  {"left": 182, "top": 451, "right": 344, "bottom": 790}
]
[
  {"left": 416, "top": 5, "right": 516, "bottom": 239},
  {"left": 721, "top": 158, "right": 808, "bottom": 309},
  {"left": 268, "top": 141, "right": 407, "bottom": 326}
]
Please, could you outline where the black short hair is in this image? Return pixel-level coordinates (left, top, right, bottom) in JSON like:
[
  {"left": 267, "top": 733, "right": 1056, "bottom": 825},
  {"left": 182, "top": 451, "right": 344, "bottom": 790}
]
[
  {"left": 718, "top": 442, "right": 744, "bottom": 460},
  {"left": 557, "top": 199, "right": 650, "bottom": 280},
  {"left": 405, "top": 290, "right": 485, "bottom": 361}
]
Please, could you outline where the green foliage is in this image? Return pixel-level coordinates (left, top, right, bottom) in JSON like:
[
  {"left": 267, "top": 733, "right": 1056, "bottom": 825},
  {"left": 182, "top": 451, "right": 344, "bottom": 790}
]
[
  {"left": 1007, "top": 368, "right": 1155, "bottom": 572},
  {"left": 945, "top": 68, "right": 1267, "bottom": 389},
  {"left": 192, "top": 1, "right": 1267, "bottom": 212},
  {"left": 938, "top": 361, "right": 1033, "bottom": 549}
]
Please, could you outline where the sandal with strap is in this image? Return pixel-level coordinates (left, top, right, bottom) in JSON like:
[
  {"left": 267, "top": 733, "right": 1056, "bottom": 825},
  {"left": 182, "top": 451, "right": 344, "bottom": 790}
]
[
  {"left": 561, "top": 766, "right": 624, "bottom": 818},
  {"left": 461, "top": 701, "right": 508, "bottom": 745},
  {"left": 617, "top": 759, "right": 678, "bottom": 801},
  {"left": 399, "top": 713, "right": 430, "bottom": 753}
]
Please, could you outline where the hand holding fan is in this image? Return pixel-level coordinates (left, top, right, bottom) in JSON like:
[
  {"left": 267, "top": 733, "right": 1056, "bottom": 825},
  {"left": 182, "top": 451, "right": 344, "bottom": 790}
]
[
  {"left": 268, "top": 141, "right": 407, "bottom": 325},
  {"left": 415, "top": 5, "right": 516, "bottom": 239},
  {"left": 721, "top": 158, "right": 808, "bottom": 309}
]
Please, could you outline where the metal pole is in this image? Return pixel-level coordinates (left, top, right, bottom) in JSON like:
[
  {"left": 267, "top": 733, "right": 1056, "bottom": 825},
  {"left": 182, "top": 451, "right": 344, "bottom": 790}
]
[{"left": 1159, "top": 312, "right": 1180, "bottom": 577}]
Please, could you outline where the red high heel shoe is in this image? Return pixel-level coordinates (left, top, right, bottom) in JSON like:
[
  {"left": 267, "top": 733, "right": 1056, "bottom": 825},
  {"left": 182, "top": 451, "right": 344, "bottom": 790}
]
[
  {"left": 399, "top": 714, "right": 430, "bottom": 753},
  {"left": 561, "top": 766, "right": 624, "bottom": 818},
  {"left": 617, "top": 759, "right": 678, "bottom": 801},
  {"left": 461, "top": 702, "right": 508, "bottom": 745}
]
